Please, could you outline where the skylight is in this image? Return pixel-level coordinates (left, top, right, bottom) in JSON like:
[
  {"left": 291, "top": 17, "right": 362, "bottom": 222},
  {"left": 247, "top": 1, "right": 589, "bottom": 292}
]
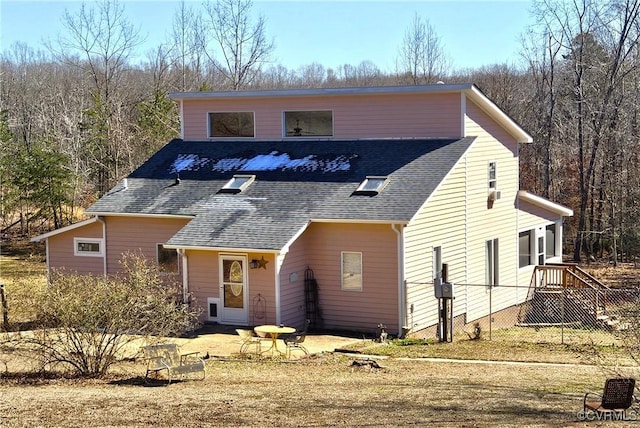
[
  {"left": 353, "top": 176, "right": 388, "bottom": 196},
  {"left": 218, "top": 175, "right": 255, "bottom": 194}
]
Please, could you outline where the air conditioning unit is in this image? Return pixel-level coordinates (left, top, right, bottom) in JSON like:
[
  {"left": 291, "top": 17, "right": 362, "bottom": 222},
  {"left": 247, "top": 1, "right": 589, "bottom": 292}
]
[{"left": 489, "top": 189, "right": 502, "bottom": 201}]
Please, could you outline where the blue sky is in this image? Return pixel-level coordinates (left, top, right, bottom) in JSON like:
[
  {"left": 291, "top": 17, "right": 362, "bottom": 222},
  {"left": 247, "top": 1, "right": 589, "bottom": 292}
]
[{"left": 1, "top": 0, "right": 534, "bottom": 72}]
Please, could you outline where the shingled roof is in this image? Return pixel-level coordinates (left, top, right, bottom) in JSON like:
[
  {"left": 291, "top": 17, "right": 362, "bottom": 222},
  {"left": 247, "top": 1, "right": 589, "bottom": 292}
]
[{"left": 87, "top": 138, "right": 475, "bottom": 250}]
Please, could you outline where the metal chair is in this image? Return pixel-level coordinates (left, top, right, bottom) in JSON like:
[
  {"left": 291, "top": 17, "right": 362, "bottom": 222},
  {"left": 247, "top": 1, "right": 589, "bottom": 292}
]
[
  {"left": 584, "top": 378, "right": 636, "bottom": 418},
  {"left": 284, "top": 319, "right": 310, "bottom": 358},
  {"left": 236, "top": 329, "right": 262, "bottom": 355}
]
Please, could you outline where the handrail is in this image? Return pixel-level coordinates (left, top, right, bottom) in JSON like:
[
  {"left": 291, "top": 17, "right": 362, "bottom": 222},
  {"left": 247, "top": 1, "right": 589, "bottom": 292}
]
[{"left": 545, "top": 263, "right": 610, "bottom": 291}]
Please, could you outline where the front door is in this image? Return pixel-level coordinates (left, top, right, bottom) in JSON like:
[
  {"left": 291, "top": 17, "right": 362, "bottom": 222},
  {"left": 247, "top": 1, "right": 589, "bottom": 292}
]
[{"left": 220, "top": 255, "right": 248, "bottom": 325}]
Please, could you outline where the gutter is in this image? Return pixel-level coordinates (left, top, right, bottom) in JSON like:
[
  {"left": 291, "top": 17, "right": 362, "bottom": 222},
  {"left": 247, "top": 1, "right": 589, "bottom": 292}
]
[
  {"left": 177, "top": 249, "right": 189, "bottom": 303},
  {"left": 96, "top": 216, "right": 107, "bottom": 276}
]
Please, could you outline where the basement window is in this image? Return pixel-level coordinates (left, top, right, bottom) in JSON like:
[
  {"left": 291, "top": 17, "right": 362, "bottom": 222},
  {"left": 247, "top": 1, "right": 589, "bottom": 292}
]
[
  {"left": 218, "top": 174, "right": 255, "bottom": 194},
  {"left": 352, "top": 176, "right": 388, "bottom": 196}
]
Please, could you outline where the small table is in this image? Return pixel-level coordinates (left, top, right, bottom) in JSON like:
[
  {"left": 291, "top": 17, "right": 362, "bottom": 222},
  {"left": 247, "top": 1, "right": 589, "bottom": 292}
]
[{"left": 254, "top": 325, "right": 296, "bottom": 356}]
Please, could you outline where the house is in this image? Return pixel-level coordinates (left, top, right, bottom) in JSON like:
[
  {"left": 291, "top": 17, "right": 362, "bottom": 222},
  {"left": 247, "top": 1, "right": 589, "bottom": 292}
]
[{"left": 32, "top": 84, "right": 573, "bottom": 336}]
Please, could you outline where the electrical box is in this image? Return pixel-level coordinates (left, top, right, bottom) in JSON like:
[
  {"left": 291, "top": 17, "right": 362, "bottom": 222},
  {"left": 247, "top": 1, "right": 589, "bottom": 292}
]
[{"left": 434, "top": 278, "right": 454, "bottom": 299}]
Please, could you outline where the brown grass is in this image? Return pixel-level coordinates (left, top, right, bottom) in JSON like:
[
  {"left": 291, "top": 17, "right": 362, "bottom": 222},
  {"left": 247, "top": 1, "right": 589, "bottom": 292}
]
[
  {"left": 2, "top": 249, "right": 640, "bottom": 426},
  {"left": 2, "top": 353, "right": 636, "bottom": 427}
]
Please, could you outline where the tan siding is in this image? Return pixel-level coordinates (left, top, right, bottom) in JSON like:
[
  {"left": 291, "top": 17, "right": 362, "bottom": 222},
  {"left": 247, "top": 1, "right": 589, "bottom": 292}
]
[
  {"left": 464, "top": 100, "right": 522, "bottom": 320},
  {"left": 104, "top": 216, "right": 190, "bottom": 276},
  {"left": 299, "top": 222, "right": 399, "bottom": 332},
  {"left": 405, "top": 154, "right": 468, "bottom": 331},
  {"left": 48, "top": 221, "right": 104, "bottom": 274},
  {"left": 181, "top": 93, "right": 463, "bottom": 140}
]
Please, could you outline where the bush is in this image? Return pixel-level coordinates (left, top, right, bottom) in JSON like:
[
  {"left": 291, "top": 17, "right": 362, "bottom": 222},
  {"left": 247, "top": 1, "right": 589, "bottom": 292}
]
[{"left": 16, "top": 252, "right": 201, "bottom": 377}]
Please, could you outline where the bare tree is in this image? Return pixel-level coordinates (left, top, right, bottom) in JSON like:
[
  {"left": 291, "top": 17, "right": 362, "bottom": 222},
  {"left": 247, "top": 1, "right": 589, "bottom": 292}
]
[
  {"left": 51, "top": 0, "right": 143, "bottom": 195},
  {"left": 202, "top": 0, "right": 275, "bottom": 90},
  {"left": 168, "top": 0, "right": 206, "bottom": 92},
  {"left": 396, "top": 13, "right": 450, "bottom": 84}
]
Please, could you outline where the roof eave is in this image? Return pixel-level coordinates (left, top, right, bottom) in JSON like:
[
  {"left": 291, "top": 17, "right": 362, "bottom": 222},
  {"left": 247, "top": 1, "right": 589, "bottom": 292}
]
[
  {"left": 466, "top": 85, "right": 533, "bottom": 144},
  {"left": 31, "top": 217, "right": 100, "bottom": 242},
  {"left": 518, "top": 190, "right": 574, "bottom": 217}
]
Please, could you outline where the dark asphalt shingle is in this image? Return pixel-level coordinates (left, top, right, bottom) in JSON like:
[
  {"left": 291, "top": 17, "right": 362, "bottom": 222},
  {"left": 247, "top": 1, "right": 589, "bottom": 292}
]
[{"left": 87, "top": 138, "right": 475, "bottom": 249}]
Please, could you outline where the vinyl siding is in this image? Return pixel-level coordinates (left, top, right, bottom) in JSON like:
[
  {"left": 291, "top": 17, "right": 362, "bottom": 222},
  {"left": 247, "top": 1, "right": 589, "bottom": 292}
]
[
  {"left": 464, "top": 98, "right": 522, "bottom": 321},
  {"left": 104, "top": 216, "right": 190, "bottom": 275},
  {"left": 186, "top": 249, "right": 278, "bottom": 325},
  {"left": 296, "top": 222, "right": 399, "bottom": 333},
  {"left": 181, "top": 93, "right": 462, "bottom": 140},
  {"left": 278, "top": 229, "right": 311, "bottom": 329},
  {"left": 48, "top": 221, "right": 104, "bottom": 274},
  {"left": 404, "top": 153, "right": 469, "bottom": 331}
]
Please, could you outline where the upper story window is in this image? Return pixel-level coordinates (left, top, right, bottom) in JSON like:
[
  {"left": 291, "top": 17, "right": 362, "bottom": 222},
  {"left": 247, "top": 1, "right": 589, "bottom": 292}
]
[
  {"left": 284, "top": 111, "right": 333, "bottom": 137},
  {"left": 488, "top": 161, "right": 497, "bottom": 189},
  {"left": 209, "top": 112, "right": 254, "bottom": 138},
  {"left": 218, "top": 174, "right": 255, "bottom": 194},
  {"left": 353, "top": 176, "right": 388, "bottom": 196}
]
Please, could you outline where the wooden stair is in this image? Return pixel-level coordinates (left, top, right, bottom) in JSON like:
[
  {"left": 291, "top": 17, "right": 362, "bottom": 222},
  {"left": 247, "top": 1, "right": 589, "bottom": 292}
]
[{"left": 519, "top": 263, "right": 618, "bottom": 329}]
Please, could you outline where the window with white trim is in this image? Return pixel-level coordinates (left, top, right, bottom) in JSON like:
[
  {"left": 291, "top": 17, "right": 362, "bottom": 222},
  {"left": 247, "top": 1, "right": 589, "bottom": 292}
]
[
  {"left": 157, "top": 244, "right": 179, "bottom": 273},
  {"left": 218, "top": 174, "right": 255, "bottom": 194},
  {"left": 353, "top": 176, "right": 388, "bottom": 196},
  {"left": 74, "top": 238, "right": 104, "bottom": 257},
  {"left": 518, "top": 231, "right": 532, "bottom": 268},
  {"left": 488, "top": 161, "right": 497, "bottom": 189},
  {"left": 208, "top": 112, "right": 254, "bottom": 137},
  {"left": 486, "top": 238, "right": 499, "bottom": 286},
  {"left": 284, "top": 111, "right": 333, "bottom": 137},
  {"left": 341, "top": 251, "right": 362, "bottom": 291},
  {"left": 545, "top": 224, "right": 556, "bottom": 258}
]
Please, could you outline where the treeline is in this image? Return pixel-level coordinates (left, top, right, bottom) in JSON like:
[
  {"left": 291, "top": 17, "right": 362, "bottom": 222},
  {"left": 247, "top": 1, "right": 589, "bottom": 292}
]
[{"left": 1, "top": 0, "right": 640, "bottom": 263}]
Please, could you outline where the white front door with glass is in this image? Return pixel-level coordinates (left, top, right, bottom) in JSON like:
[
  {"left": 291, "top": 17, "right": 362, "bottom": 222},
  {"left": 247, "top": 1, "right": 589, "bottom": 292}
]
[{"left": 220, "top": 255, "right": 248, "bottom": 325}]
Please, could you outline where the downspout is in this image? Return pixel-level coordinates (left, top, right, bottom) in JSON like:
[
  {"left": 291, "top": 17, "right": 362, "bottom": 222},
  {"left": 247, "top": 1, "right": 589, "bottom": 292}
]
[
  {"left": 96, "top": 216, "right": 107, "bottom": 276},
  {"left": 392, "top": 224, "right": 406, "bottom": 338},
  {"left": 178, "top": 249, "right": 188, "bottom": 303},
  {"left": 275, "top": 252, "right": 285, "bottom": 325}
]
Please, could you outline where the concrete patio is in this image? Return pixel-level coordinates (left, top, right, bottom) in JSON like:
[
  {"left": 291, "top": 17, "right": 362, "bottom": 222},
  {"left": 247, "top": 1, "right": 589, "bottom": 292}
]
[{"left": 171, "top": 324, "right": 364, "bottom": 359}]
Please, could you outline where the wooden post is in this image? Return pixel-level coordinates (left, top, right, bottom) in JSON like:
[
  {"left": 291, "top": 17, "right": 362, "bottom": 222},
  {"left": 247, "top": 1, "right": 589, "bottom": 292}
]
[{"left": 0, "top": 283, "right": 8, "bottom": 328}]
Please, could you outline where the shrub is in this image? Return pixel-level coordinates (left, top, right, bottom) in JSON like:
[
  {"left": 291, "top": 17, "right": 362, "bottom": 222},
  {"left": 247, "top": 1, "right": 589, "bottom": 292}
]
[{"left": 18, "top": 252, "right": 201, "bottom": 377}]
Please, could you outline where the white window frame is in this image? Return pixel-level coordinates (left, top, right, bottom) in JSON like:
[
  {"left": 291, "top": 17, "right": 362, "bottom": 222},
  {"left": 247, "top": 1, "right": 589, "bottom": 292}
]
[
  {"left": 341, "top": 251, "right": 363, "bottom": 291},
  {"left": 354, "top": 176, "right": 388, "bottom": 196},
  {"left": 486, "top": 238, "right": 499, "bottom": 287},
  {"left": 219, "top": 174, "right": 256, "bottom": 194},
  {"left": 518, "top": 230, "right": 533, "bottom": 269},
  {"left": 488, "top": 161, "right": 497, "bottom": 189},
  {"left": 207, "top": 111, "right": 255, "bottom": 138},
  {"left": 73, "top": 237, "right": 104, "bottom": 257}
]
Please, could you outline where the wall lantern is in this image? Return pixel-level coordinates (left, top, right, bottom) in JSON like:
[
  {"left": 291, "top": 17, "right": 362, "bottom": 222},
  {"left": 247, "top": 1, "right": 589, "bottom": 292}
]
[{"left": 250, "top": 259, "right": 259, "bottom": 269}]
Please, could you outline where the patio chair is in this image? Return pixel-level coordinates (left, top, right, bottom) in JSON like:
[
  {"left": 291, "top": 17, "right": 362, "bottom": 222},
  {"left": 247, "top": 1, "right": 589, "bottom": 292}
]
[
  {"left": 236, "top": 328, "right": 262, "bottom": 355},
  {"left": 141, "top": 343, "right": 205, "bottom": 384},
  {"left": 284, "top": 319, "right": 310, "bottom": 358},
  {"left": 584, "top": 378, "right": 636, "bottom": 418}
]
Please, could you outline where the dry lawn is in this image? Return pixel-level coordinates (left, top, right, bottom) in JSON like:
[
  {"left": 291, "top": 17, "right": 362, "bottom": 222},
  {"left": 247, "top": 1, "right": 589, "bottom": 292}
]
[
  {"left": 2, "top": 252, "right": 640, "bottom": 426},
  {"left": 2, "top": 353, "right": 637, "bottom": 427}
]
